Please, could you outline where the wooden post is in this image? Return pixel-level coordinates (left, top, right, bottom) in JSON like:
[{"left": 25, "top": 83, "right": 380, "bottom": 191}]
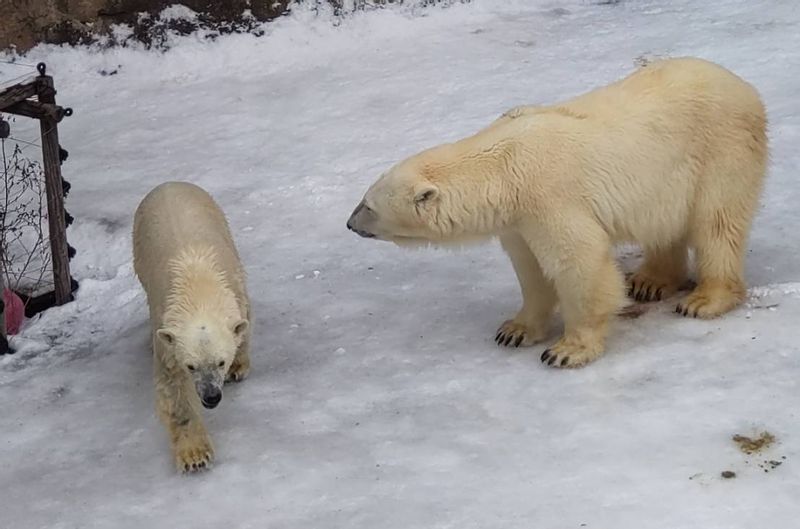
[
  {"left": 36, "top": 69, "right": 72, "bottom": 305},
  {"left": 0, "top": 64, "right": 74, "bottom": 315},
  {"left": 0, "top": 79, "right": 39, "bottom": 109},
  {"left": 0, "top": 248, "right": 8, "bottom": 354},
  {"left": 1, "top": 114, "right": 9, "bottom": 353}
]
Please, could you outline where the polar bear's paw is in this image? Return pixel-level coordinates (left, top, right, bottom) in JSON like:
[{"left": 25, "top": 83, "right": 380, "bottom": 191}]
[
  {"left": 226, "top": 357, "right": 250, "bottom": 383},
  {"left": 675, "top": 282, "right": 744, "bottom": 319},
  {"left": 175, "top": 436, "right": 214, "bottom": 473},
  {"left": 540, "top": 337, "right": 604, "bottom": 368},
  {"left": 628, "top": 274, "right": 678, "bottom": 302},
  {"left": 495, "top": 320, "right": 545, "bottom": 348}
]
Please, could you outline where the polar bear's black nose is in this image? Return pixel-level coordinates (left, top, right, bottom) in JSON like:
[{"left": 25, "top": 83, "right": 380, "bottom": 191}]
[
  {"left": 347, "top": 201, "right": 377, "bottom": 238},
  {"left": 201, "top": 388, "right": 222, "bottom": 409},
  {"left": 347, "top": 201, "right": 365, "bottom": 232}
]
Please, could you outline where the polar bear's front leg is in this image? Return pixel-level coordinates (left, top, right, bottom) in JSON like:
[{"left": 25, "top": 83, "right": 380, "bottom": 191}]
[
  {"left": 170, "top": 417, "right": 214, "bottom": 473},
  {"left": 154, "top": 354, "right": 214, "bottom": 473},
  {"left": 521, "top": 219, "right": 626, "bottom": 368},
  {"left": 495, "top": 231, "right": 557, "bottom": 347}
]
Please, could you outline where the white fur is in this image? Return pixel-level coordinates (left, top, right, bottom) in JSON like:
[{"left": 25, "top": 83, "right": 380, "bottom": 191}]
[
  {"left": 133, "top": 181, "right": 251, "bottom": 472},
  {"left": 349, "top": 57, "right": 768, "bottom": 368}
]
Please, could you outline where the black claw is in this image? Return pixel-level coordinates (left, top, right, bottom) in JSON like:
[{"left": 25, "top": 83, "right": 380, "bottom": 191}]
[
  {"left": 675, "top": 305, "right": 681, "bottom": 313},
  {"left": 503, "top": 335, "right": 513, "bottom": 346},
  {"left": 692, "top": 309, "right": 699, "bottom": 318},
  {"left": 644, "top": 286, "right": 652, "bottom": 301},
  {"left": 514, "top": 335, "right": 524, "bottom": 347},
  {"left": 541, "top": 350, "right": 551, "bottom": 362},
  {"left": 547, "top": 355, "right": 557, "bottom": 366},
  {"left": 682, "top": 307, "right": 689, "bottom": 317},
  {"left": 495, "top": 332, "right": 502, "bottom": 342},
  {"left": 655, "top": 288, "right": 663, "bottom": 301},
  {"left": 561, "top": 356, "right": 569, "bottom": 367}
]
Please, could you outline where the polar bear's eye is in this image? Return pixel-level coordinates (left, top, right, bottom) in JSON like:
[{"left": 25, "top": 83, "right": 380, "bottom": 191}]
[
  {"left": 218, "top": 361, "right": 225, "bottom": 368},
  {"left": 187, "top": 364, "right": 196, "bottom": 371}
]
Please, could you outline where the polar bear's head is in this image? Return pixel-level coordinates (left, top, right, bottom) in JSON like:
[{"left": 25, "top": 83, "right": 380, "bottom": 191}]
[
  {"left": 157, "top": 317, "right": 248, "bottom": 409},
  {"left": 347, "top": 143, "right": 509, "bottom": 245},
  {"left": 346, "top": 158, "right": 441, "bottom": 244}
]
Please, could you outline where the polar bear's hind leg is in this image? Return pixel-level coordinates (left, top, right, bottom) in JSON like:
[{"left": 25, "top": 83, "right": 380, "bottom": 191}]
[{"left": 628, "top": 239, "right": 689, "bottom": 302}]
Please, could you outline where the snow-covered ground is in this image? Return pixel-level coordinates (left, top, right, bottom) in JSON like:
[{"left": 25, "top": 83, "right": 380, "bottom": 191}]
[{"left": 2, "top": 1, "right": 800, "bottom": 527}]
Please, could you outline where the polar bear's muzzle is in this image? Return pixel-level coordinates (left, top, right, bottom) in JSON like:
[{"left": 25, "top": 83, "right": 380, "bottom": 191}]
[
  {"left": 199, "top": 384, "right": 222, "bottom": 409},
  {"left": 195, "top": 373, "right": 223, "bottom": 409},
  {"left": 347, "top": 200, "right": 377, "bottom": 239}
]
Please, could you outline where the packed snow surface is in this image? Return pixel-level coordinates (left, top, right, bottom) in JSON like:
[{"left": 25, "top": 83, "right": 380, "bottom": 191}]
[{"left": 2, "top": 1, "right": 800, "bottom": 528}]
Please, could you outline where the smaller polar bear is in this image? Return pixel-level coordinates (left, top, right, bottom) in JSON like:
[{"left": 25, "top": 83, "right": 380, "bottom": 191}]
[
  {"left": 133, "top": 181, "right": 251, "bottom": 472},
  {"left": 347, "top": 57, "right": 767, "bottom": 368}
]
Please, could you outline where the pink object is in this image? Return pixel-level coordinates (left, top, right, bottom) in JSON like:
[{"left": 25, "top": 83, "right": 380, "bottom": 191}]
[{"left": 3, "top": 288, "right": 24, "bottom": 335}]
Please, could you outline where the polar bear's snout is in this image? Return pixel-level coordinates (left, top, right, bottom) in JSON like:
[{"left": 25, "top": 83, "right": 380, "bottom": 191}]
[
  {"left": 192, "top": 370, "right": 224, "bottom": 409},
  {"left": 347, "top": 199, "right": 377, "bottom": 239},
  {"left": 200, "top": 388, "right": 222, "bottom": 409},
  {"left": 196, "top": 374, "right": 223, "bottom": 409}
]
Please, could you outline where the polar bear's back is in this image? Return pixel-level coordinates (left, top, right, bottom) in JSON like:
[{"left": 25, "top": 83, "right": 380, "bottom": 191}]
[
  {"left": 566, "top": 57, "right": 764, "bottom": 121},
  {"left": 133, "top": 182, "right": 245, "bottom": 319},
  {"left": 473, "top": 57, "right": 767, "bottom": 246}
]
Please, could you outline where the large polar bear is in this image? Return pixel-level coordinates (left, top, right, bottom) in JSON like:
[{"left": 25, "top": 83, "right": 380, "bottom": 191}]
[
  {"left": 347, "top": 57, "right": 767, "bottom": 368},
  {"left": 133, "top": 181, "right": 251, "bottom": 472}
]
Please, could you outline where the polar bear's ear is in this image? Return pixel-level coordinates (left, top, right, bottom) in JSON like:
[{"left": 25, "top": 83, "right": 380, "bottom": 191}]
[
  {"left": 414, "top": 184, "right": 439, "bottom": 205},
  {"left": 156, "top": 329, "right": 176, "bottom": 347},
  {"left": 233, "top": 320, "right": 249, "bottom": 337}
]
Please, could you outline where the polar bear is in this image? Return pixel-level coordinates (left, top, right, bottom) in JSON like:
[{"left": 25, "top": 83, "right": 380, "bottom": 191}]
[
  {"left": 347, "top": 57, "right": 767, "bottom": 368},
  {"left": 133, "top": 181, "right": 251, "bottom": 472}
]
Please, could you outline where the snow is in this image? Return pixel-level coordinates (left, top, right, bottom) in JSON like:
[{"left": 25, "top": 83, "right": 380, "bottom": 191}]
[{"left": 2, "top": 0, "right": 800, "bottom": 527}]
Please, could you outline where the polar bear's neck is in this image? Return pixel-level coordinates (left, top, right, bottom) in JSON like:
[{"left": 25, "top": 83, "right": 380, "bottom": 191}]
[
  {"left": 421, "top": 144, "right": 520, "bottom": 237},
  {"left": 162, "top": 246, "right": 240, "bottom": 326}
]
